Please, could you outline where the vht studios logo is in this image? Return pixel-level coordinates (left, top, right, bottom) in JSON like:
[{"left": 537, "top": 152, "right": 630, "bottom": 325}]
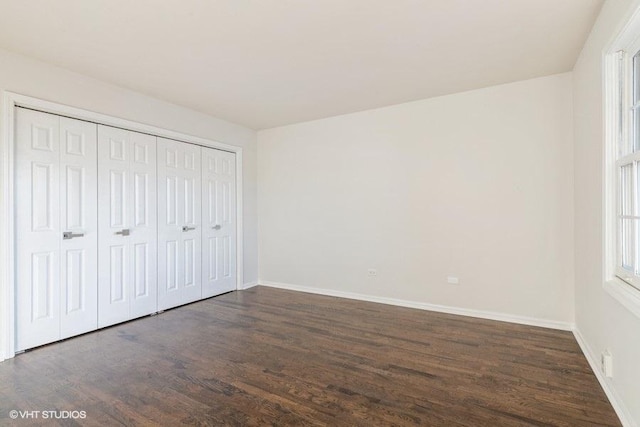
[{"left": 9, "top": 410, "right": 87, "bottom": 419}]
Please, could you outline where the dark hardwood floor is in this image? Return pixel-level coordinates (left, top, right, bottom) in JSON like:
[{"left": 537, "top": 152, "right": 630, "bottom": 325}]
[{"left": 0, "top": 286, "right": 620, "bottom": 426}]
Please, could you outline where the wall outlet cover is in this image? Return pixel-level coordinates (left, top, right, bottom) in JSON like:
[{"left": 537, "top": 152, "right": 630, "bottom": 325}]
[{"left": 447, "top": 276, "right": 460, "bottom": 285}]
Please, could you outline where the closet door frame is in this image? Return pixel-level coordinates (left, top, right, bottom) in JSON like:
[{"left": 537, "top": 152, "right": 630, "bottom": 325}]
[{"left": 0, "top": 92, "right": 245, "bottom": 361}]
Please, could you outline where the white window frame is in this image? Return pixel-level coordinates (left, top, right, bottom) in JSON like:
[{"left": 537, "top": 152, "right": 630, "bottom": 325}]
[{"left": 604, "top": 10, "right": 640, "bottom": 319}]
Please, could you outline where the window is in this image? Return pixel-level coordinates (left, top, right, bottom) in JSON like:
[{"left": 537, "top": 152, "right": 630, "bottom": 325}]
[
  {"left": 613, "top": 49, "right": 640, "bottom": 291},
  {"left": 604, "top": 15, "right": 640, "bottom": 318}
]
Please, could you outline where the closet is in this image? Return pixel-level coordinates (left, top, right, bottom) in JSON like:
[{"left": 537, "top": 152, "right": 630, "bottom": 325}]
[{"left": 14, "top": 107, "right": 237, "bottom": 351}]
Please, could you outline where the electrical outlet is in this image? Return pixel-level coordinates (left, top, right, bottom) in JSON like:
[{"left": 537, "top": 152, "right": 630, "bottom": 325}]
[
  {"left": 601, "top": 350, "right": 613, "bottom": 378},
  {"left": 368, "top": 269, "right": 378, "bottom": 276},
  {"left": 447, "top": 276, "right": 459, "bottom": 285}
]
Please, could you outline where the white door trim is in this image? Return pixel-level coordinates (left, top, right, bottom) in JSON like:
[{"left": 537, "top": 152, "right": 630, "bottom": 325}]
[{"left": 0, "top": 91, "right": 245, "bottom": 361}]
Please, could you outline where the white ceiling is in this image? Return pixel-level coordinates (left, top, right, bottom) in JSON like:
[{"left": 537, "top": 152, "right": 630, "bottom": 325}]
[{"left": 0, "top": 0, "right": 603, "bottom": 129}]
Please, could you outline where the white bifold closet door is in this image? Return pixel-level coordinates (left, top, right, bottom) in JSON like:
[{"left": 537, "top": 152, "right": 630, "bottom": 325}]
[
  {"left": 15, "top": 108, "right": 98, "bottom": 351},
  {"left": 97, "top": 125, "right": 157, "bottom": 327},
  {"left": 202, "top": 147, "right": 237, "bottom": 297},
  {"left": 157, "top": 137, "right": 202, "bottom": 310}
]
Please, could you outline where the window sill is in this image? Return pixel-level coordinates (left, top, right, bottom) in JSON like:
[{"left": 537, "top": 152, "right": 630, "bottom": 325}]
[{"left": 604, "top": 278, "right": 640, "bottom": 319}]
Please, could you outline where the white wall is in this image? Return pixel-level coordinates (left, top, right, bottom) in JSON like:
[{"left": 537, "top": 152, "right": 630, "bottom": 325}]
[
  {"left": 0, "top": 48, "right": 259, "bottom": 359},
  {"left": 573, "top": 0, "right": 640, "bottom": 424},
  {"left": 258, "top": 73, "right": 574, "bottom": 325}
]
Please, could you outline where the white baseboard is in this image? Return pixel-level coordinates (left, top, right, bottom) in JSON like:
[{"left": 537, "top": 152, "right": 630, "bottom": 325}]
[
  {"left": 258, "top": 280, "right": 574, "bottom": 331},
  {"left": 572, "top": 328, "right": 636, "bottom": 427},
  {"left": 239, "top": 281, "right": 259, "bottom": 290}
]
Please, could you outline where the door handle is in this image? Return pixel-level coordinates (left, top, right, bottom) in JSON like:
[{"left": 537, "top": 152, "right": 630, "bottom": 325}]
[
  {"left": 63, "top": 231, "right": 85, "bottom": 240},
  {"left": 115, "top": 229, "right": 130, "bottom": 236},
  {"left": 212, "top": 224, "right": 221, "bottom": 230},
  {"left": 182, "top": 226, "right": 196, "bottom": 232}
]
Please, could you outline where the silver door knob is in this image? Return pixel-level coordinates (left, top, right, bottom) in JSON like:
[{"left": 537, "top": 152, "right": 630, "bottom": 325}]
[
  {"left": 63, "top": 231, "right": 85, "bottom": 240},
  {"left": 212, "top": 224, "right": 221, "bottom": 230},
  {"left": 115, "top": 229, "right": 130, "bottom": 236},
  {"left": 182, "top": 226, "right": 196, "bottom": 232}
]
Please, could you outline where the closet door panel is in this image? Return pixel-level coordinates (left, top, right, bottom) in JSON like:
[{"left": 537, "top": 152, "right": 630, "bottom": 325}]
[
  {"left": 183, "top": 174, "right": 198, "bottom": 298},
  {"left": 129, "top": 133, "right": 157, "bottom": 318},
  {"left": 98, "top": 126, "right": 157, "bottom": 327},
  {"left": 182, "top": 142, "right": 202, "bottom": 303},
  {"left": 15, "top": 109, "right": 61, "bottom": 351},
  {"left": 98, "top": 127, "right": 130, "bottom": 326},
  {"left": 157, "top": 138, "right": 201, "bottom": 310},
  {"left": 59, "top": 117, "right": 98, "bottom": 338},
  {"left": 158, "top": 140, "right": 184, "bottom": 309},
  {"left": 202, "top": 147, "right": 236, "bottom": 297}
]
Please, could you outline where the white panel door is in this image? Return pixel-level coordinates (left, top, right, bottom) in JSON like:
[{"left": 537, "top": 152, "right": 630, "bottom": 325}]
[
  {"left": 15, "top": 109, "right": 98, "bottom": 351},
  {"left": 98, "top": 126, "right": 157, "bottom": 327},
  {"left": 16, "top": 109, "right": 60, "bottom": 351},
  {"left": 59, "top": 117, "right": 98, "bottom": 338},
  {"left": 202, "top": 147, "right": 236, "bottom": 297},
  {"left": 157, "top": 137, "right": 202, "bottom": 310}
]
